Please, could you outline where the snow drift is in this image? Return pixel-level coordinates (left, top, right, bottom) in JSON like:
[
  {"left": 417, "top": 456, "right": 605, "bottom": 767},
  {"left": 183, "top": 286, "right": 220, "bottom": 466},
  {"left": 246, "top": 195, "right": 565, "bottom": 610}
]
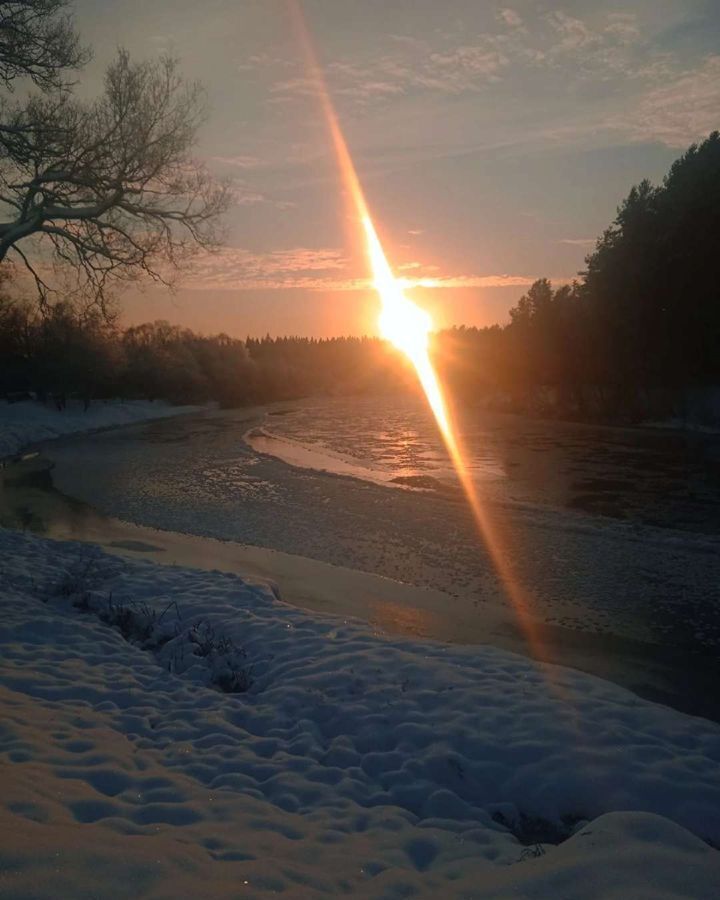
[{"left": 1, "top": 527, "right": 718, "bottom": 898}]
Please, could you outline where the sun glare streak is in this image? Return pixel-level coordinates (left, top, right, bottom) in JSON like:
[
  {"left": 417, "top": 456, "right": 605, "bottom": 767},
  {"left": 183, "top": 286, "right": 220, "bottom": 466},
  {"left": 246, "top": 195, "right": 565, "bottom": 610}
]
[
  {"left": 287, "top": 0, "right": 550, "bottom": 665},
  {"left": 361, "top": 215, "right": 452, "bottom": 438}
]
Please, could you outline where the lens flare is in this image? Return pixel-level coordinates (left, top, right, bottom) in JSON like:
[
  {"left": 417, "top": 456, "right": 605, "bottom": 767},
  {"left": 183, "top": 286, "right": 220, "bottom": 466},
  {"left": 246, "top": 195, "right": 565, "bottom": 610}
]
[
  {"left": 361, "top": 215, "right": 452, "bottom": 440},
  {"left": 287, "top": 0, "right": 550, "bottom": 664}
]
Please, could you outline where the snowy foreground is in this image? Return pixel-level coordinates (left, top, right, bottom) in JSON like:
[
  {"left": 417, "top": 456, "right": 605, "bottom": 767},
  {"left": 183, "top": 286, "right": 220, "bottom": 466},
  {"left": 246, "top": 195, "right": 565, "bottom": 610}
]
[
  {"left": 0, "top": 398, "right": 201, "bottom": 460},
  {"left": 1, "top": 528, "right": 719, "bottom": 899}
]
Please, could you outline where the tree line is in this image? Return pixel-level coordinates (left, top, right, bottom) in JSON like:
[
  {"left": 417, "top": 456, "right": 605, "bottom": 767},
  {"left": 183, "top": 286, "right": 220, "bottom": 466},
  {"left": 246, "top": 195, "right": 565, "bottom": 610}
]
[
  {"left": 436, "top": 132, "right": 720, "bottom": 422},
  {"left": 0, "top": 294, "right": 417, "bottom": 407}
]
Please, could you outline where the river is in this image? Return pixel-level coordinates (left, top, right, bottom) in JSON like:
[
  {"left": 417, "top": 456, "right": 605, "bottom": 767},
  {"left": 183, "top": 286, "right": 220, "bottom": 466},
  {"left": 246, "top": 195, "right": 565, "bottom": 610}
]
[{"left": 2, "top": 396, "right": 719, "bottom": 720}]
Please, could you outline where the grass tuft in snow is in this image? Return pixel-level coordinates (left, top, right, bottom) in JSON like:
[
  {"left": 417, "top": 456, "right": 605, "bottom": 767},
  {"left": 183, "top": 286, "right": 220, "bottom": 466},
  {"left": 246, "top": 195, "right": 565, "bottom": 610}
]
[
  {"left": 519, "top": 843, "right": 547, "bottom": 861},
  {"left": 51, "top": 564, "right": 257, "bottom": 697},
  {"left": 212, "top": 655, "right": 256, "bottom": 694},
  {"left": 53, "top": 552, "right": 103, "bottom": 603},
  {"left": 492, "top": 810, "right": 585, "bottom": 847},
  {"left": 98, "top": 596, "right": 180, "bottom": 649},
  {"left": 187, "top": 619, "right": 255, "bottom": 693}
]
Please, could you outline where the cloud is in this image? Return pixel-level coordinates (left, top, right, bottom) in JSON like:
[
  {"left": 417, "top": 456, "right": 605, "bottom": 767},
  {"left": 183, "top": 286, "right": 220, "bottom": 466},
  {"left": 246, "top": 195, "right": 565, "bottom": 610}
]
[
  {"left": 185, "top": 247, "right": 543, "bottom": 293},
  {"left": 213, "top": 170, "right": 295, "bottom": 210},
  {"left": 261, "top": 7, "right": 651, "bottom": 113},
  {"left": 185, "top": 246, "right": 349, "bottom": 290},
  {"left": 539, "top": 9, "right": 648, "bottom": 78},
  {"left": 397, "top": 261, "right": 440, "bottom": 275},
  {"left": 605, "top": 12, "right": 641, "bottom": 44},
  {"left": 559, "top": 238, "right": 596, "bottom": 247},
  {"left": 401, "top": 274, "right": 541, "bottom": 290},
  {"left": 211, "top": 155, "right": 263, "bottom": 170},
  {"left": 237, "top": 52, "right": 294, "bottom": 72},
  {"left": 267, "top": 34, "right": 511, "bottom": 105},
  {"left": 269, "top": 75, "right": 317, "bottom": 101},
  {"left": 616, "top": 55, "right": 720, "bottom": 146},
  {"left": 422, "top": 46, "right": 509, "bottom": 89},
  {"left": 225, "top": 182, "right": 294, "bottom": 209},
  {"left": 546, "top": 11, "right": 593, "bottom": 51},
  {"left": 498, "top": 9, "right": 523, "bottom": 29},
  {"left": 229, "top": 187, "right": 266, "bottom": 206}
]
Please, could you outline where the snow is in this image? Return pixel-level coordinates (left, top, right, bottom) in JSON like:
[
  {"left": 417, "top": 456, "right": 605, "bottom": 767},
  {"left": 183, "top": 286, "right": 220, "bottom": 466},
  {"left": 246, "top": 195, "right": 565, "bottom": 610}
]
[
  {"left": 1, "top": 526, "right": 719, "bottom": 898},
  {"left": 0, "top": 398, "right": 202, "bottom": 460}
]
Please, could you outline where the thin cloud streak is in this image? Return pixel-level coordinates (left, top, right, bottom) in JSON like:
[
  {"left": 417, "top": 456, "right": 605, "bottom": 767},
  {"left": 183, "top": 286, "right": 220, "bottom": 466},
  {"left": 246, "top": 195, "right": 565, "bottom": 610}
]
[
  {"left": 256, "top": 7, "right": 717, "bottom": 153},
  {"left": 614, "top": 55, "right": 720, "bottom": 146},
  {"left": 184, "top": 247, "right": 544, "bottom": 293},
  {"left": 211, "top": 154, "right": 264, "bottom": 169}
]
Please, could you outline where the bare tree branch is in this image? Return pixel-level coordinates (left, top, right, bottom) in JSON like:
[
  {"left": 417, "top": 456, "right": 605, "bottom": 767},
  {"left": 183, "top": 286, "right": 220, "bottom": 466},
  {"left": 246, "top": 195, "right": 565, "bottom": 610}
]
[
  {"left": 11, "top": 240, "right": 54, "bottom": 305},
  {"left": 0, "top": 49, "right": 233, "bottom": 315},
  {"left": 0, "top": 0, "right": 89, "bottom": 91}
]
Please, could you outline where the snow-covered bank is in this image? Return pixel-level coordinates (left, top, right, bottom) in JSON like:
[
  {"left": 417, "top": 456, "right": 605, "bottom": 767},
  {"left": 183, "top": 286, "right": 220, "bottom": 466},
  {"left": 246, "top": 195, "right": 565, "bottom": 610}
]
[
  {"left": 1, "top": 528, "right": 718, "bottom": 898},
  {"left": 0, "top": 398, "right": 203, "bottom": 460}
]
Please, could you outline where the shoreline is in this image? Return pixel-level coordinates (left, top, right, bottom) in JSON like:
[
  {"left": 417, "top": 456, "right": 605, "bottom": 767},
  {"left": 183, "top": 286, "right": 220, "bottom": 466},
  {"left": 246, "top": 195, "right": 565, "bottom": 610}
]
[
  {"left": 87, "top": 520, "right": 720, "bottom": 722},
  {"left": 0, "top": 397, "right": 207, "bottom": 465},
  {"left": 244, "top": 419, "right": 720, "bottom": 545},
  {"left": 3, "top": 437, "right": 720, "bottom": 722}
]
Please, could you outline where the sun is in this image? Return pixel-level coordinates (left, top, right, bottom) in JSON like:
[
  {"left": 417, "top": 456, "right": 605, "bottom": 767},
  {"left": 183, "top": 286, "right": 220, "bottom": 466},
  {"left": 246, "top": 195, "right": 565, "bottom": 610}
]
[
  {"left": 359, "top": 215, "right": 455, "bottom": 441},
  {"left": 363, "top": 216, "right": 433, "bottom": 362},
  {"left": 378, "top": 289, "right": 432, "bottom": 359}
]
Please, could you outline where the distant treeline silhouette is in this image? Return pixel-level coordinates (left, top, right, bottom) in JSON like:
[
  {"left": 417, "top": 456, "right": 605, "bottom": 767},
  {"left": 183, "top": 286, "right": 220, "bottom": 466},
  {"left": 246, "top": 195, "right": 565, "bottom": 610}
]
[
  {"left": 0, "top": 299, "right": 417, "bottom": 407},
  {"left": 1, "top": 133, "right": 719, "bottom": 422},
  {"left": 437, "top": 132, "right": 720, "bottom": 423}
]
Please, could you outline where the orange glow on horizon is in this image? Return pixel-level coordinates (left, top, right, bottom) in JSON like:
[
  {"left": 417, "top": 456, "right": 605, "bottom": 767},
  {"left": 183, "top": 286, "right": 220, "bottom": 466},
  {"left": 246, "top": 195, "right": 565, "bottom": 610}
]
[
  {"left": 361, "top": 214, "right": 453, "bottom": 442},
  {"left": 288, "top": 0, "right": 549, "bottom": 664}
]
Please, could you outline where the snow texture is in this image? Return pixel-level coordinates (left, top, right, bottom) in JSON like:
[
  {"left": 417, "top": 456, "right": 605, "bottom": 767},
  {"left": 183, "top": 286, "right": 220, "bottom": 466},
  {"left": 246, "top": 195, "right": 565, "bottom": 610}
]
[
  {"left": 0, "top": 398, "right": 200, "bottom": 460},
  {"left": 1, "top": 527, "right": 719, "bottom": 898}
]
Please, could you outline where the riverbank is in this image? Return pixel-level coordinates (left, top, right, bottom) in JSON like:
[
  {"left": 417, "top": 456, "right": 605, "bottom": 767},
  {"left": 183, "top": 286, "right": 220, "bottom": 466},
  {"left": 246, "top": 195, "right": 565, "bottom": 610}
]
[
  {"left": 46, "top": 408, "right": 720, "bottom": 637},
  {"left": 0, "top": 398, "right": 204, "bottom": 462},
  {"left": 3, "top": 406, "right": 720, "bottom": 722},
  {"left": 1, "top": 526, "right": 719, "bottom": 899}
]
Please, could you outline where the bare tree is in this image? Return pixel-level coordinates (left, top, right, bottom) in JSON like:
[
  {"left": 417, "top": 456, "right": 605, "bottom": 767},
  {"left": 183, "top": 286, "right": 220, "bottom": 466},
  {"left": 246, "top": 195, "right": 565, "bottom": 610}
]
[
  {"left": 0, "top": 49, "right": 232, "bottom": 314},
  {"left": 0, "top": 0, "right": 88, "bottom": 91},
  {"left": 0, "top": 1, "right": 88, "bottom": 182}
]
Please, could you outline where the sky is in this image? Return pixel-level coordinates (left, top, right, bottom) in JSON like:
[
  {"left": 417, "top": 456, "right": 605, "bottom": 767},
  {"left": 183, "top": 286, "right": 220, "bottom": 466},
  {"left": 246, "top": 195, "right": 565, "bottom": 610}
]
[{"left": 71, "top": 0, "right": 719, "bottom": 337}]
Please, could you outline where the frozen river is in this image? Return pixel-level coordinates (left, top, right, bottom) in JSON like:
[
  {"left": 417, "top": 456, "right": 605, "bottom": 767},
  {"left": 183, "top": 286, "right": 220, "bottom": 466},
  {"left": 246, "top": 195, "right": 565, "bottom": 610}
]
[
  {"left": 248, "top": 395, "right": 720, "bottom": 532},
  {"left": 2, "top": 396, "right": 720, "bottom": 719}
]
